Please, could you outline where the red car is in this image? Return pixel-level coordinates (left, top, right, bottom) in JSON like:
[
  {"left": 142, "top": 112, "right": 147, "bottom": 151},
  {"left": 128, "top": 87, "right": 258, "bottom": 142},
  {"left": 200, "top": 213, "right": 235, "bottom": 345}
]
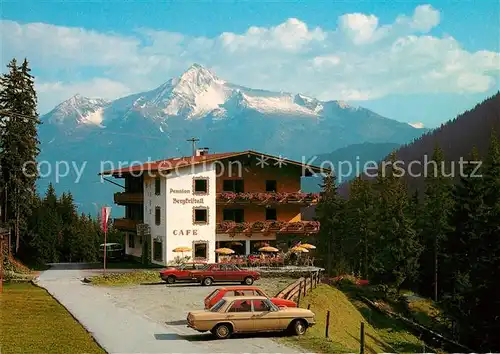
[
  {"left": 204, "top": 286, "right": 297, "bottom": 309},
  {"left": 159, "top": 262, "right": 208, "bottom": 284},
  {"left": 188, "top": 263, "right": 260, "bottom": 286}
]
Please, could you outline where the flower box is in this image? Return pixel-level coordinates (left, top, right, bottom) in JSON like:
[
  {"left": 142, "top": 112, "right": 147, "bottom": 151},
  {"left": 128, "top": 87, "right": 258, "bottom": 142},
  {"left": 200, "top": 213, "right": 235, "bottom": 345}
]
[
  {"left": 304, "top": 221, "right": 320, "bottom": 232},
  {"left": 234, "top": 193, "right": 253, "bottom": 202},
  {"left": 219, "top": 192, "right": 237, "bottom": 201},
  {"left": 217, "top": 221, "right": 236, "bottom": 233},
  {"left": 265, "top": 221, "right": 285, "bottom": 231},
  {"left": 286, "top": 222, "right": 305, "bottom": 231},
  {"left": 233, "top": 222, "right": 251, "bottom": 233},
  {"left": 251, "top": 221, "right": 265, "bottom": 232}
]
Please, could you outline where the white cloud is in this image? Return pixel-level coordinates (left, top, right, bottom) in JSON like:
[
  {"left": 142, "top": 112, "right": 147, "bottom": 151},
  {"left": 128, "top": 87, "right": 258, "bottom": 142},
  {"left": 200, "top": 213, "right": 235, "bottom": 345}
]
[{"left": 0, "top": 4, "right": 498, "bottom": 114}]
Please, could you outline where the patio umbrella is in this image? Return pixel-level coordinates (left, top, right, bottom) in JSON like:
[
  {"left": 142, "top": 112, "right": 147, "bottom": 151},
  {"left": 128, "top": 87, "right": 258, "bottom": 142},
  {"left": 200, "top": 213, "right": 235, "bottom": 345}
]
[
  {"left": 215, "top": 248, "right": 235, "bottom": 255},
  {"left": 258, "top": 246, "right": 279, "bottom": 252},
  {"left": 291, "top": 246, "right": 309, "bottom": 253},
  {"left": 173, "top": 246, "right": 191, "bottom": 258},
  {"left": 299, "top": 243, "right": 316, "bottom": 250}
]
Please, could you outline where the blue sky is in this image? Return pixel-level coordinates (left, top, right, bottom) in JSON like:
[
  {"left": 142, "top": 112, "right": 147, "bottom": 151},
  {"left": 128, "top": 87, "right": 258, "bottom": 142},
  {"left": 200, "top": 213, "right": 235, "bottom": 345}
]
[{"left": 1, "top": 0, "right": 499, "bottom": 127}]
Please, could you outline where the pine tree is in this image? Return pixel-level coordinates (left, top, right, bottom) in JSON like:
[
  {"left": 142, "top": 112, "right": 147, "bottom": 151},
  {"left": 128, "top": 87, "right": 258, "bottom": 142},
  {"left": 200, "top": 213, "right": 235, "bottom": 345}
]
[
  {"left": 345, "top": 176, "right": 375, "bottom": 279},
  {"left": 0, "top": 58, "right": 40, "bottom": 253},
  {"left": 441, "top": 146, "right": 486, "bottom": 348},
  {"left": 469, "top": 131, "right": 500, "bottom": 350},
  {"left": 315, "top": 172, "right": 346, "bottom": 275},
  {"left": 372, "top": 152, "right": 421, "bottom": 290},
  {"left": 419, "top": 145, "right": 454, "bottom": 300},
  {"left": 30, "top": 184, "right": 62, "bottom": 263},
  {"left": 58, "top": 192, "right": 79, "bottom": 262}
]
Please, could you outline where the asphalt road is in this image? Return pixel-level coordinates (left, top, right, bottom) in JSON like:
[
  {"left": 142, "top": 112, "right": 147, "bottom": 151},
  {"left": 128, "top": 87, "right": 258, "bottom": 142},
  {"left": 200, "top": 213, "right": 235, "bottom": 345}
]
[{"left": 36, "top": 264, "right": 304, "bottom": 354}]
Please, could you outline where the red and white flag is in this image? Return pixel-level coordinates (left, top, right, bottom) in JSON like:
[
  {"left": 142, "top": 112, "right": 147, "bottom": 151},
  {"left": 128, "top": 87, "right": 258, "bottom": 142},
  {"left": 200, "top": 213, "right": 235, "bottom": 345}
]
[{"left": 102, "top": 206, "right": 111, "bottom": 233}]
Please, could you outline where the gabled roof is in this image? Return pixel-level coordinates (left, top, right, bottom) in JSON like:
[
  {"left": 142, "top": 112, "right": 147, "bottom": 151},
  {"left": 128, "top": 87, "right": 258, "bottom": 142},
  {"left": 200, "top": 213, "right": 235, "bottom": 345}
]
[{"left": 99, "top": 150, "right": 330, "bottom": 176}]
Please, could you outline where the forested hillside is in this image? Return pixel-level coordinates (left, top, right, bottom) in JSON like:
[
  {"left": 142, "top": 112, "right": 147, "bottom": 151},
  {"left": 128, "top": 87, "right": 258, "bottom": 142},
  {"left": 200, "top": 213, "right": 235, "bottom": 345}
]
[{"left": 340, "top": 92, "right": 500, "bottom": 195}]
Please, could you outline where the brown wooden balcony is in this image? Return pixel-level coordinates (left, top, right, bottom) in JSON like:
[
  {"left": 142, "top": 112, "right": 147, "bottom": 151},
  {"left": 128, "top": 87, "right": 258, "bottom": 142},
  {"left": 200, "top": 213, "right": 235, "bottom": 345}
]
[
  {"left": 216, "top": 192, "right": 319, "bottom": 206},
  {"left": 114, "top": 192, "right": 143, "bottom": 205},
  {"left": 216, "top": 220, "right": 320, "bottom": 235},
  {"left": 113, "top": 218, "right": 140, "bottom": 232}
]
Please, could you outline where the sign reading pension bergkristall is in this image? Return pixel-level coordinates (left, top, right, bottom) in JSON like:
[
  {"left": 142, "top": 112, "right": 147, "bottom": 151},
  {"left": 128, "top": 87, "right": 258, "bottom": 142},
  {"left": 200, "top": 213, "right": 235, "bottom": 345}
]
[{"left": 169, "top": 188, "right": 204, "bottom": 204}]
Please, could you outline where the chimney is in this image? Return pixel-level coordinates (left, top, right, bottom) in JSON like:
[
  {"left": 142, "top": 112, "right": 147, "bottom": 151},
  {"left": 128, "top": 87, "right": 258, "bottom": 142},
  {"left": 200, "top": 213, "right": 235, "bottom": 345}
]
[{"left": 195, "top": 147, "right": 209, "bottom": 156}]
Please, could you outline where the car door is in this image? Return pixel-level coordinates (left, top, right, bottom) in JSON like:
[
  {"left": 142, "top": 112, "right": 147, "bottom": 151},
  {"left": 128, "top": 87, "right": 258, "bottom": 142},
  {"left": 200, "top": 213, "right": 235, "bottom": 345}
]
[
  {"left": 211, "top": 264, "right": 226, "bottom": 281},
  {"left": 225, "top": 300, "right": 254, "bottom": 332},
  {"left": 225, "top": 264, "right": 242, "bottom": 281},
  {"left": 251, "top": 299, "right": 283, "bottom": 331},
  {"left": 176, "top": 264, "right": 193, "bottom": 280}
]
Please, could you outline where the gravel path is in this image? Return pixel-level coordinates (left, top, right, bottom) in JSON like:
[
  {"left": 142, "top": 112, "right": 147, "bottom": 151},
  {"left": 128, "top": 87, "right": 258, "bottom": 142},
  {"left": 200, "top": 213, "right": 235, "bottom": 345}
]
[{"left": 37, "top": 265, "right": 303, "bottom": 353}]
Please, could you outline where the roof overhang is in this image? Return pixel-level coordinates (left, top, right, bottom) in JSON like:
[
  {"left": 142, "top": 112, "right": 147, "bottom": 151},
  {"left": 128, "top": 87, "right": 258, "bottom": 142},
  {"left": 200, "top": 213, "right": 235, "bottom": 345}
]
[{"left": 99, "top": 150, "right": 331, "bottom": 177}]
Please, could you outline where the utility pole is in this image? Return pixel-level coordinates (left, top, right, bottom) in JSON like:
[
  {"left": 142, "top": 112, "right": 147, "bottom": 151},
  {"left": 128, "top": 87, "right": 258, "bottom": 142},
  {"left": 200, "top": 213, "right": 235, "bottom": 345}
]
[{"left": 186, "top": 137, "right": 199, "bottom": 156}]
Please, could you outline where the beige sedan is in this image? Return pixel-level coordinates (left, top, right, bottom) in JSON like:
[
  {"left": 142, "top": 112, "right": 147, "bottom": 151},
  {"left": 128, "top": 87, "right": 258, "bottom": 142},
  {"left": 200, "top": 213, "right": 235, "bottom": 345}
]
[{"left": 186, "top": 295, "right": 315, "bottom": 339}]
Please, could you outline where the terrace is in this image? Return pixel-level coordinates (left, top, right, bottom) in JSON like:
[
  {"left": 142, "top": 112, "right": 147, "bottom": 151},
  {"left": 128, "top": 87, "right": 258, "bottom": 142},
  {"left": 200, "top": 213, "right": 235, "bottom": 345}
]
[
  {"left": 216, "top": 220, "right": 320, "bottom": 235},
  {"left": 217, "top": 192, "right": 319, "bottom": 205}
]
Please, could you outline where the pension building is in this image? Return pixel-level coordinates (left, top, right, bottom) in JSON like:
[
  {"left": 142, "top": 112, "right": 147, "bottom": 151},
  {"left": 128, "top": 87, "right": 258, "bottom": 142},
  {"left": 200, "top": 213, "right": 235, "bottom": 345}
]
[{"left": 100, "top": 148, "right": 326, "bottom": 266}]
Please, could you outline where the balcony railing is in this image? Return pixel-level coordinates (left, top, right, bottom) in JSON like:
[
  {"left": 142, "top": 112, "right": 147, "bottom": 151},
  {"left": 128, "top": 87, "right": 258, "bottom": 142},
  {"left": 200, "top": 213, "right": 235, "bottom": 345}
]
[
  {"left": 216, "top": 220, "right": 320, "bottom": 235},
  {"left": 113, "top": 218, "right": 140, "bottom": 231},
  {"left": 216, "top": 192, "right": 319, "bottom": 205},
  {"left": 114, "top": 192, "right": 143, "bottom": 205}
]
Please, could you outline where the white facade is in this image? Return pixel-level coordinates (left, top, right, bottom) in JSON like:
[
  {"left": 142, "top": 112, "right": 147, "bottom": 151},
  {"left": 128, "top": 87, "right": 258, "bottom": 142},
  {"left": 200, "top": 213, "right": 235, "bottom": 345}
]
[{"left": 140, "top": 162, "right": 216, "bottom": 265}]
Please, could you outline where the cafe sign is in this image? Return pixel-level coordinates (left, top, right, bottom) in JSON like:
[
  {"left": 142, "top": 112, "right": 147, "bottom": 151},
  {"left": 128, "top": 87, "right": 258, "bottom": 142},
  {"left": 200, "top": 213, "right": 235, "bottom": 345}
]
[{"left": 173, "top": 229, "right": 199, "bottom": 236}]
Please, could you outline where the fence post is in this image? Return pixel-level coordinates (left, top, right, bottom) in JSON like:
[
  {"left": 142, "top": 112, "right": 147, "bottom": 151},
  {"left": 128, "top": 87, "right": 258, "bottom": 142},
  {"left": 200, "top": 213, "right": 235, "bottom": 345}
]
[
  {"left": 303, "top": 278, "right": 307, "bottom": 297},
  {"left": 307, "top": 304, "right": 311, "bottom": 310},
  {"left": 310, "top": 273, "right": 313, "bottom": 291},
  {"left": 360, "top": 322, "right": 365, "bottom": 354},
  {"left": 297, "top": 284, "right": 302, "bottom": 307},
  {"left": 325, "top": 310, "right": 330, "bottom": 338}
]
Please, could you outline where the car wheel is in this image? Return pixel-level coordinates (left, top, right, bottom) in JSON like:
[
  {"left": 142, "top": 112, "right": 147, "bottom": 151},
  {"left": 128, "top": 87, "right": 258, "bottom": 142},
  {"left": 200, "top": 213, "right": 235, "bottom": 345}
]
[
  {"left": 243, "top": 276, "right": 254, "bottom": 285},
  {"left": 213, "top": 323, "right": 232, "bottom": 339},
  {"left": 291, "top": 319, "right": 307, "bottom": 336},
  {"left": 166, "top": 276, "right": 176, "bottom": 284},
  {"left": 203, "top": 277, "right": 213, "bottom": 286}
]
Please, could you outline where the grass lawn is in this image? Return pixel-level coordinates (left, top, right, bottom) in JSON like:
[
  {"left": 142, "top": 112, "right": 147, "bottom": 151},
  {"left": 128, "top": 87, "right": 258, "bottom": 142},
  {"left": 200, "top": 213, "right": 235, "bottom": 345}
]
[
  {"left": 0, "top": 283, "right": 104, "bottom": 354},
  {"left": 282, "top": 284, "right": 424, "bottom": 354},
  {"left": 89, "top": 270, "right": 297, "bottom": 296},
  {"left": 89, "top": 270, "right": 161, "bottom": 286}
]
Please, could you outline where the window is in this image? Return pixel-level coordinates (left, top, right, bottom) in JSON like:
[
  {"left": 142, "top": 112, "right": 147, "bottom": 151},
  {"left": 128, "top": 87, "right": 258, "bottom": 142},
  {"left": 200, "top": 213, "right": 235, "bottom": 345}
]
[
  {"left": 252, "top": 300, "right": 271, "bottom": 312},
  {"left": 128, "top": 234, "right": 135, "bottom": 248},
  {"left": 155, "top": 177, "right": 161, "bottom": 195},
  {"left": 194, "top": 242, "right": 208, "bottom": 259},
  {"left": 265, "top": 208, "right": 277, "bottom": 220},
  {"left": 266, "top": 180, "right": 277, "bottom": 192},
  {"left": 228, "top": 300, "right": 252, "bottom": 313},
  {"left": 155, "top": 207, "right": 161, "bottom": 225},
  {"left": 193, "top": 178, "right": 209, "bottom": 195},
  {"left": 223, "top": 179, "right": 244, "bottom": 193},
  {"left": 233, "top": 290, "right": 255, "bottom": 296},
  {"left": 153, "top": 240, "right": 162, "bottom": 262},
  {"left": 210, "top": 299, "right": 226, "bottom": 312},
  {"left": 193, "top": 207, "right": 208, "bottom": 224},
  {"left": 223, "top": 209, "right": 244, "bottom": 222}
]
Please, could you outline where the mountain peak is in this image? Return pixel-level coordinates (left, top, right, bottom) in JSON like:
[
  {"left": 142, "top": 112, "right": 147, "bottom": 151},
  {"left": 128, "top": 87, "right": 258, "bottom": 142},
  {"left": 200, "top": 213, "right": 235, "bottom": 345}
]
[
  {"left": 45, "top": 94, "right": 110, "bottom": 126},
  {"left": 176, "top": 63, "right": 223, "bottom": 87}
]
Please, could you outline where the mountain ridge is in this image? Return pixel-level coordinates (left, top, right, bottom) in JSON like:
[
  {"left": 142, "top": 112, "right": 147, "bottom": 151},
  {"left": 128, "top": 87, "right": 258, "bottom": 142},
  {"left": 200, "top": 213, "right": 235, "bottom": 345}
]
[{"left": 38, "top": 63, "right": 428, "bottom": 214}]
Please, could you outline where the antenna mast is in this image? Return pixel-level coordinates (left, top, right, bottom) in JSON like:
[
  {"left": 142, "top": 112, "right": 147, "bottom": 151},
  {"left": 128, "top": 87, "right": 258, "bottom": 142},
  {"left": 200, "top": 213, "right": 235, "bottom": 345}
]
[{"left": 186, "top": 137, "right": 199, "bottom": 156}]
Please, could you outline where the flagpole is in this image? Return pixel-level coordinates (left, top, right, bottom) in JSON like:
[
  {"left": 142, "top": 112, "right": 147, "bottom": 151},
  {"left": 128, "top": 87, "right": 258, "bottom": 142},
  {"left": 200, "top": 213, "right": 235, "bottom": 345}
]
[{"left": 103, "top": 225, "right": 107, "bottom": 275}]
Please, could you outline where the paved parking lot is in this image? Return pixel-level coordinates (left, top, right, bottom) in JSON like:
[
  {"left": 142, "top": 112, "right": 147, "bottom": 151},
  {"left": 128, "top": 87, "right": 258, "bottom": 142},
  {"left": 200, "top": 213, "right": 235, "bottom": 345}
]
[{"left": 37, "top": 266, "right": 303, "bottom": 353}]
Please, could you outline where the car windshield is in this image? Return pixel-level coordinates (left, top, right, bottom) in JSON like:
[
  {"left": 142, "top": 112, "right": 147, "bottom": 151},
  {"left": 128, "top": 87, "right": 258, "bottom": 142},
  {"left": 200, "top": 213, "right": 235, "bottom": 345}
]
[
  {"left": 210, "top": 299, "right": 226, "bottom": 312},
  {"left": 266, "top": 299, "right": 279, "bottom": 311}
]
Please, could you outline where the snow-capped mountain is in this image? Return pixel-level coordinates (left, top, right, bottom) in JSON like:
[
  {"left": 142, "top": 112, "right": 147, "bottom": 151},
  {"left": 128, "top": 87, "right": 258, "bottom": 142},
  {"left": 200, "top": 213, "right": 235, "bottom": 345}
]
[
  {"left": 38, "top": 63, "right": 428, "bottom": 214},
  {"left": 46, "top": 94, "right": 110, "bottom": 127}
]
